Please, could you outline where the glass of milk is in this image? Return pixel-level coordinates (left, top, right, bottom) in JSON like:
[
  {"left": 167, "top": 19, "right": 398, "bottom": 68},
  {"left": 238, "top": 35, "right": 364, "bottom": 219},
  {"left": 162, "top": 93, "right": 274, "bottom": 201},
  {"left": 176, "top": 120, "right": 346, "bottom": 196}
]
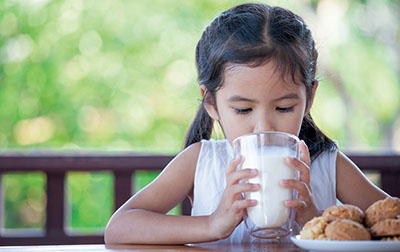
[{"left": 232, "top": 131, "right": 300, "bottom": 239}]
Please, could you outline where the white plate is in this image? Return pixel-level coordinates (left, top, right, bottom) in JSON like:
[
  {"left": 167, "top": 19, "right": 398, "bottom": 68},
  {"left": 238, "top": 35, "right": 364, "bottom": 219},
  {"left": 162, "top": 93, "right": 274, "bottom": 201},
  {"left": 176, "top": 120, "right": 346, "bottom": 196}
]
[{"left": 290, "top": 235, "right": 400, "bottom": 252}]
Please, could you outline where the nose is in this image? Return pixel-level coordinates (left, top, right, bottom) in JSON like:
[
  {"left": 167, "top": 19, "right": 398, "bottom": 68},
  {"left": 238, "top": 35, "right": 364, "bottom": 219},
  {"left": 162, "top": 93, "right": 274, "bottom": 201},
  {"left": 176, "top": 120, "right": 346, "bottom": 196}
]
[{"left": 253, "top": 115, "right": 275, "bottom": 133}]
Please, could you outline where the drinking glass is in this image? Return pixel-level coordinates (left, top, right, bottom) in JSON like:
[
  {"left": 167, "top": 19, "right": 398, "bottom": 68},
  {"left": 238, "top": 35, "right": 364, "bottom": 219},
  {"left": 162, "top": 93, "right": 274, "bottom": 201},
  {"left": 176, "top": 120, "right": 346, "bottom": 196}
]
[{"left": 232, "top": 131, "right": 300, "bottom": 239}]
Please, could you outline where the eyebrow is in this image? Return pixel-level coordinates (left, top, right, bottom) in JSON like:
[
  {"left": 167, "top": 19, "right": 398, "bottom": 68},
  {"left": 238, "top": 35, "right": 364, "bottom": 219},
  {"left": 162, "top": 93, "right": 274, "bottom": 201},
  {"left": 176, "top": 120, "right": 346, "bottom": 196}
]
[
  {"left": 273, "top": 93, "right": 300, "bottom": 102},
  {"left": 227, "top": 95, "right": 257, "bottom": 103},
  {"left": 227, "top": 93, "right": 299, "bottom": 103}
]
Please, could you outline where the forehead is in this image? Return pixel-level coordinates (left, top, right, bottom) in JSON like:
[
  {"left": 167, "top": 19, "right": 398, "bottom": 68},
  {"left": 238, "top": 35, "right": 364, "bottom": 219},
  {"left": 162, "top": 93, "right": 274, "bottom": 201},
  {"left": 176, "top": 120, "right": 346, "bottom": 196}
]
[{"left": 220, "top": 61, "right": 306, "bottom": 99}]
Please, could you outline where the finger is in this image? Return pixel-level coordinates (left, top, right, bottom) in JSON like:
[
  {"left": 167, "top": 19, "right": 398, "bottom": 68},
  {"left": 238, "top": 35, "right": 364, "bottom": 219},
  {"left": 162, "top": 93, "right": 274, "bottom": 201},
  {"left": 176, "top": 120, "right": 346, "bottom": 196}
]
[
  {"left": 232, "top": 199, "right": 258, "bottom": 214},
  {"left": 280, "top": 179, "right": 311, "bottom": 198},
  {"left": 226, "top": 155, "right": 243, "bottom": 177},
  {"left": 299, "top": 140, "right": 311, "bottom": 167},
  {"left": 228, "top": 183, "right": 260, "bottom": 200},
  {"left": 226, "top": 168, "right": 258, "bottom": 186},
  {"left": 285, "top": 199, "right": 307, "bottom": 209},
  {"left": 286, "top": 156, "right": 310, "bottom": 186}
]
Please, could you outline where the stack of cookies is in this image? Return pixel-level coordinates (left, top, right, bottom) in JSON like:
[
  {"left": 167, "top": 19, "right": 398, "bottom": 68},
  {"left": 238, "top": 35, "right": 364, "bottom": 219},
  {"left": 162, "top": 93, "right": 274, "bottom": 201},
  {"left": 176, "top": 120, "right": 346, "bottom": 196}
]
[
  {"left": 300, "top": 197, "right": 400, "bottom": 241},
  {"left": 365, "top": 197, "right": 400, "bottom": 241}
]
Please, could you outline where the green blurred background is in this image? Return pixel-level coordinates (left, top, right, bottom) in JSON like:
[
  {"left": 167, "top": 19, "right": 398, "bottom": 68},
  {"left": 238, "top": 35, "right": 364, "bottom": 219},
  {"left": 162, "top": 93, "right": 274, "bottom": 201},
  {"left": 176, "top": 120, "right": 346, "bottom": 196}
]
[{"left": 0, "top": 0, "right": 399, "bottom": 233}]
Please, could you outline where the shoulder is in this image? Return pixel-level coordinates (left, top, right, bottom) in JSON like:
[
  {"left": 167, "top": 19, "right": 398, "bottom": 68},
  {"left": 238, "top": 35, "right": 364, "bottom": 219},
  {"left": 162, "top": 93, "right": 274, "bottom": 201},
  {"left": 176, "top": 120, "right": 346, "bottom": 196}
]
[
  {"left": 183, "top": 141, "right": 202, "bottom": 156},
  {"left": 150, "top": 142, "right": 202, "bottom": 198},
  {"left": 155, "top": 142, "right": 202, "bottom": 184},
  {"left": 335, "top": 150, "right": 369, "bottom": 173},
  {"left": 334, "top": 151, "right": 359, "bottom": 179},
  {"left": 335, "top": 150, "right": 365, "bottom": 179},
  {"left": 171, "top": 141, "right": 202, "bottom": 170},
  {"left": 336, "top": 151, "right": 353, "bottom": 167}
]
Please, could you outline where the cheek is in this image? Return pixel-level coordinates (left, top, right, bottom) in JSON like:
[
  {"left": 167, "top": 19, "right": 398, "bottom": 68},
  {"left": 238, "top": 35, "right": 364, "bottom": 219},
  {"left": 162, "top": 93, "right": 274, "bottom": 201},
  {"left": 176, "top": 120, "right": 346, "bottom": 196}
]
[
  {"left": 281, "top": 109, "right": 306, "bottom": 137},
  {"left": 218, "top": 112, "right": 251, "bottom": 143},
  {"left": 219, "top": 117, "right": 246, "bottom": 143},
  {"left": 294, "top": 111, "right": 306, "bottom": 136},
  {"left": 293, "top": 98, "right": 308, "bottom": 132}
]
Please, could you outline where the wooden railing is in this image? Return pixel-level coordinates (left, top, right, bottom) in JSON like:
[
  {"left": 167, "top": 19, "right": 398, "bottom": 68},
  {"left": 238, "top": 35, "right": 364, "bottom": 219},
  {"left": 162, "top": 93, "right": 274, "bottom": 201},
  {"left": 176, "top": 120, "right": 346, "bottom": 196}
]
[{"left": 0, "top": 152, "right": 399, "bottom": 245}]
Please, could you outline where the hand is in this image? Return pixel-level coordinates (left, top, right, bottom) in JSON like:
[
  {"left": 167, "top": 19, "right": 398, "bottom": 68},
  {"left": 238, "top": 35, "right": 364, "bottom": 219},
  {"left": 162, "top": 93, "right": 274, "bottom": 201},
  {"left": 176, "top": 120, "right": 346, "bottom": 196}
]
[
  {"left": 280, "top": 140, "right": 321, "bottom": 226},
  {"left": 208, "top": 155, "right": 260, "bottom": 240}
]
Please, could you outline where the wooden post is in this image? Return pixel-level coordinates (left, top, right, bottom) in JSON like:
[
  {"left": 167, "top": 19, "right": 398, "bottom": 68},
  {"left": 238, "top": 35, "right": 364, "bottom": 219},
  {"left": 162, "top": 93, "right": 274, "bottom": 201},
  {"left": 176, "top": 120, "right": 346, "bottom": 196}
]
[
  {"left": 45, "top": 172, "right": 66, "bottom": 243},
  {"left": 0, "top": 173, "right": 3, "bottom": 232},
  {"left": 114, "top": 171, "right": 133, "bottom": 210},
  {"left": 381, "top": 171, "right": 400, "bottom": 197}
]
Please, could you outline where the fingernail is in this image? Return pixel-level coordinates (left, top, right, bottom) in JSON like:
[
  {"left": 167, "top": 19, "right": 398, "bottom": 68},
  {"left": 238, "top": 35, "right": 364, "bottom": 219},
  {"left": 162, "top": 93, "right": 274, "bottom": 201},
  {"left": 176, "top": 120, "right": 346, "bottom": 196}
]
[
  {"left": 249, "top": 169, "right": 257, "bottom": 175},
  {"left": 251, "top": 183, "right": 259, "bottom": 189},
  {"left": 280, "top": 180, "right": 289, "bottom": 186},
  {"left": 249, "top": 199, "right": 258, "bottom": 205}
]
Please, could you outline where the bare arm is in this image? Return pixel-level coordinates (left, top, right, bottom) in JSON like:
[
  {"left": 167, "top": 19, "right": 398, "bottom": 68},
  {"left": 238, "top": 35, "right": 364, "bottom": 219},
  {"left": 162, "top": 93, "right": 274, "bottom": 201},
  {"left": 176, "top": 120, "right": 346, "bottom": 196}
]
[
  {"left": 336, "top": 151, "right": 389, "bottom": 211},
  {"left": 104, "top": 143, "right": 216, "bottom": 244}
]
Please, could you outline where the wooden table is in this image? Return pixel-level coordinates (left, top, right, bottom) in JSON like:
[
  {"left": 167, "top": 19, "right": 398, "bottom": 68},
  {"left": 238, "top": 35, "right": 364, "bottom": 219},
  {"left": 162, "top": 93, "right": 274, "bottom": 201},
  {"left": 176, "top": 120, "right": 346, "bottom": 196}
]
[{"left": 0, "top": 243, "right": 305, "bottom": 251}]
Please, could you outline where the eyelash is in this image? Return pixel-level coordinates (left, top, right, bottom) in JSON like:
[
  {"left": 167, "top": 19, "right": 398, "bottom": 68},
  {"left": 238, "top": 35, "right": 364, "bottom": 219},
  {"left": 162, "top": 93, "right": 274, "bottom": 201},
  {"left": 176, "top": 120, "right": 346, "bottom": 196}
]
[
  {"left": 276, "top": 107, "right": 294, "bottom": 113},
  {"left": 234, "top": 108, "right": 252, "bottom": 114},
  {"left": 234, "top": 106, "right": 294, "bottom": 115}
]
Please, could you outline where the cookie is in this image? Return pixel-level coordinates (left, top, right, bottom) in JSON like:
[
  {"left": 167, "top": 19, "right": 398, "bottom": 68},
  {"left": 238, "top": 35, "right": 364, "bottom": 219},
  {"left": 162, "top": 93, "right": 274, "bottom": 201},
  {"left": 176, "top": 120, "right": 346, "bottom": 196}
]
[
  {"left": 300, "top": 216, "right": 329, "bottom": 239},
  {"left": 370, "top": 218, "right": 400, "bottom": 237},
  {"left": 322, "top": 204, "right": 364, "bottom": 223},
  {"left": 365, "top": 197, "right": 400, "bottom": 227},
  {"left": 381, "top": 236, "right": 400, "bottom": 241},
  {"left": 325, "top": 219, "right": 371, "bottom": 241},
  {"left": 317, "top": 233, "right": 328, "bottom": 240}
]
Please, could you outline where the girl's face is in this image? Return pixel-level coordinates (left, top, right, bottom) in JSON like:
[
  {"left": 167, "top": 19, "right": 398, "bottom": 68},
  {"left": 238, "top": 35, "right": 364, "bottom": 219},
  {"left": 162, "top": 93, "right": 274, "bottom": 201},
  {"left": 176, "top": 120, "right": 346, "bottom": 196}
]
[{"left": 204, "top": 61, "right": 315, "bottom": 144}]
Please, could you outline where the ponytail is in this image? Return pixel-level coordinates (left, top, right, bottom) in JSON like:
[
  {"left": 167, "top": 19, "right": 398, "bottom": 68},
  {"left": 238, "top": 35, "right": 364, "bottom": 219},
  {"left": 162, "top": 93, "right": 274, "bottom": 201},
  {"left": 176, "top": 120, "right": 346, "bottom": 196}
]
[
  {"left": 184, "top": 102, "right": 214, "bottom": 148},
  {"left": 299, "top": 113, "right": 337, "bottom": 161}
]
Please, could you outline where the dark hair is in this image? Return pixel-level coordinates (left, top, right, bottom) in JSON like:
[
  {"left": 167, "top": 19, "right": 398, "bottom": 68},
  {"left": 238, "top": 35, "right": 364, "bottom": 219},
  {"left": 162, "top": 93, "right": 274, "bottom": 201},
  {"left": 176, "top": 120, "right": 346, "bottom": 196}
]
[{"left": 185, "top": 3, "right": 336, "bottom": 160}]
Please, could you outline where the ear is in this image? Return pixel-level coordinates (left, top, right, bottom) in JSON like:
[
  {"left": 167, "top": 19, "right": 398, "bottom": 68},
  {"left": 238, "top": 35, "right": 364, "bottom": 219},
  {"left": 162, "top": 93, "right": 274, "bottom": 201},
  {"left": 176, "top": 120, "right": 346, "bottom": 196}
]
[
  {"left": 305, "top": 80, "right": 319, "bottom": 114},
  {"left": 200, "top": 85, "right": 220, "bottom": 120}
]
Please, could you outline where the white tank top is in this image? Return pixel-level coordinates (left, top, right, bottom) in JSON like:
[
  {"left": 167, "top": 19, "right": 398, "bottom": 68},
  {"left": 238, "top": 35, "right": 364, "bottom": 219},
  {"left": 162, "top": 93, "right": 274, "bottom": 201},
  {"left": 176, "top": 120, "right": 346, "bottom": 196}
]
[{"left": 191, "top": 139, "right": 338, "bottom": 243}]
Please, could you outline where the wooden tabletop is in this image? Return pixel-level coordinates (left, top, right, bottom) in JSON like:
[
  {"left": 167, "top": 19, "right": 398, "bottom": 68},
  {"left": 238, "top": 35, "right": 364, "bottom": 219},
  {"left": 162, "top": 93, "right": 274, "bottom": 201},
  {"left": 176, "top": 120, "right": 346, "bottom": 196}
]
[{"left": 0, "top": 242, "right": 305, "bottom": 251}]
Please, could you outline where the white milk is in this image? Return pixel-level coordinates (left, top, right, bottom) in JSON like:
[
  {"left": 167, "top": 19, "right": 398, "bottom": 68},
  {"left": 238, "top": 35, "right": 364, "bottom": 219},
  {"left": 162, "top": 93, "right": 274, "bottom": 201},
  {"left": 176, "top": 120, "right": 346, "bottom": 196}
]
[{"left": 242, "top": 146, "right": 295, "bottom": 228}]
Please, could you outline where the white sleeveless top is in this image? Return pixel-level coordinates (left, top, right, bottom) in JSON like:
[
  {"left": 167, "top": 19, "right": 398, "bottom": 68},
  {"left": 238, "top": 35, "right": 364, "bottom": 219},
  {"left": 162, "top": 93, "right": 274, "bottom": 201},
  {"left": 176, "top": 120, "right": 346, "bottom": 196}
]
[{"left": 191, "top": 139, "right": 338, "bottom": 244}]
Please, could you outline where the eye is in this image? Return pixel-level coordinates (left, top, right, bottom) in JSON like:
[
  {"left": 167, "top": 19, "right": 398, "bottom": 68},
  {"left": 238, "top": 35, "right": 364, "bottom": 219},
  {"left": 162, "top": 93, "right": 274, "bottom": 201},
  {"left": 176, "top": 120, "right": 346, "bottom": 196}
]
[
  {"left": 234, "top": 108, "right": 252, "bottom": 114},
  {"left": 276, "top": 106, "right": 294, "bottom": 113}
]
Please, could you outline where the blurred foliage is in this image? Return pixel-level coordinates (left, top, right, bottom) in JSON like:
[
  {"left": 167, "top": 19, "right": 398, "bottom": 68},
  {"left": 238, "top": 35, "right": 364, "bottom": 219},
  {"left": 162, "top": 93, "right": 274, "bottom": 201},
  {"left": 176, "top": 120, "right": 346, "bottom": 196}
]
[
  {"left": 2, "top": 172, "right": 45, "bottom": 229},
  {"left": 1, "top": 0, "right": 399, "bottom": 152},
  {"left": 66, "top": 172, "right": 113, "bottom": 233},
  {"left": 0, "top": 0, "right": 399, "bottom": 232}
]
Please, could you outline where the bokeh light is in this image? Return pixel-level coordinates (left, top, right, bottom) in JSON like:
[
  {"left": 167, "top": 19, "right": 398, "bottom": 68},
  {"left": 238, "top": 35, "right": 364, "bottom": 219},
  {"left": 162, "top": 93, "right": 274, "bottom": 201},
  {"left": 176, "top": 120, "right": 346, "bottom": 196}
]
[{"left": 0, "top": 0, "right": 399, "bottom": 232}]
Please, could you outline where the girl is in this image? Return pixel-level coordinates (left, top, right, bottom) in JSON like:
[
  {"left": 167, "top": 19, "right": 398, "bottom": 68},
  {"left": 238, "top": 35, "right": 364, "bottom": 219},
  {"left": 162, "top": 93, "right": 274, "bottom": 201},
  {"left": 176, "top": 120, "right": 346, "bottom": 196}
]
[{"left": 105, "top": 3, "right": 388, "bottom": 244}]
